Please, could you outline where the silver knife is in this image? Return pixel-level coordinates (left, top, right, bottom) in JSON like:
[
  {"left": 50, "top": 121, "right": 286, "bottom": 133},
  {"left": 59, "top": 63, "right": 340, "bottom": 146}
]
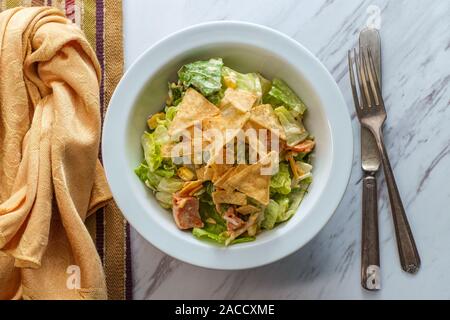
[{"left": 359, "top": 28, "right": 382, "bottom": 291}]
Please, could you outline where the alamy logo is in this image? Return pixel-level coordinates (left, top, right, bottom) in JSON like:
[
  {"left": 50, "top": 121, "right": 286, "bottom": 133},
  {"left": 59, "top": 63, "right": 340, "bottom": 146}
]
[
  {"left": 366, "top": 5, "right": 381, "bottom": 29},
  {"left": 66, "top": 265, "right": 81, "bottom": 290},
  {"left": 365, "top": 265, "right": 381, "bottom": 290},
  {"left": 171, "top": 123, "right": 280, "bottom": 175}
]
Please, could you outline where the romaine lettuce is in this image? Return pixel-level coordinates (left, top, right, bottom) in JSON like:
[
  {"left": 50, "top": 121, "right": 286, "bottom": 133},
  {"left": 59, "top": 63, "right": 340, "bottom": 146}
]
[
  {"left": 270, "top": 162, "right": 292, "bottom": 195},
  {"left": 261, "top": 199, "right": 281, "bottom": 230},
  {"left": 156, "top": 177, "right": 184, "bottom": 194},
  {"left": 153, "top": 125, "right": 170, "bottom": 144},
  {"left": 165, "top": 106, "right": 179, "bottom": 121},
  {"left": 275, "top": 195, "right": 292, "bottom": 223},
  {"left": 192, "top": 228, "right": 225, "bottom": 244},
  {"left": 178, "top": 58, "right": 224, "bottom": 97},
  {"left": 282, "top": 186, "right": 309, "bottom": 221},
  {"left": 141, "top": 132, "right": 162, "bottom": 172},
  {"left": 274, "top": 106, "right": 309, "bottom": 146},
  {"left": 263, "top": 78, "right": 307, "bottom": 117},
  {"left": 222, "top": 66, "right": 263, "bottom": 98},
  {"left": 155, "top": 192, "right": 173, "bottom": 209},
  {"left": 135, "top": 162, "right": 165, "bottom": 191},
  {"left": 296, "top": 161, "right": 313, "bottom": 181},
  {"left": 199, "top": 202, "right": 225, "bottom": 227},
  {"left": 167, "top": 82, "right": 185, "bottom": 106},
  {"left": 146, "top": 172, "right": 163, "bottom": 190},
  {"left": 134, "top": 162, "right": 149, "bottom": 182},
  {"left": 192, "top": 228, "right": 255, "bottom": 245},
  {"left": 199, "top": 181, "right": 215, "bottom": 206},
  {"left": 194, "top": 202, "right": 256, "bottom": 245},
  {"left": 258, "top": 73, "right": 272, "bottom": 97},
  {"left": 262, "top": 191, "right": 304, "bottom": 229},
  {"left": 206, "top": 88, "right": 225, "bottom": 105},
  {"left": 230, "top": 236, "right": 256, "bottom": 244}
]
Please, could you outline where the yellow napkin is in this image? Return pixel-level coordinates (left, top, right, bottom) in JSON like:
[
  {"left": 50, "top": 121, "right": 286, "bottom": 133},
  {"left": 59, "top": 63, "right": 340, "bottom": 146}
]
[{"left": 0, "top": 7, "right": 111, "bottom": 300}]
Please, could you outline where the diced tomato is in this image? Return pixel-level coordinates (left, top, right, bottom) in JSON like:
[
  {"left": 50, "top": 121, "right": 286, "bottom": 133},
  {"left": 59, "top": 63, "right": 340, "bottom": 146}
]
[{"left": 172, "top": 194, "right": 203, "bottom": 230}]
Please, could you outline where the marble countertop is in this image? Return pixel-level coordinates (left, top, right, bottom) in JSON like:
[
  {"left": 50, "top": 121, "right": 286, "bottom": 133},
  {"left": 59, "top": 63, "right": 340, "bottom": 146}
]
[{"left": 123, "top": 0, "right": 450, "bottom": 299}]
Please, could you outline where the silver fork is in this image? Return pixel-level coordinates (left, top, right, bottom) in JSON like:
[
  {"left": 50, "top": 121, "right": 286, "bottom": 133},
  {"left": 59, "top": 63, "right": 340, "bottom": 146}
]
[{"left": 348, "top": 48, "right": 421, "bottom": 274}]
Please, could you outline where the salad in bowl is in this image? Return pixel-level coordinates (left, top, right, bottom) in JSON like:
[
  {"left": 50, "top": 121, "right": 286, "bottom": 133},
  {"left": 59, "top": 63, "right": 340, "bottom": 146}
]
[{"left": 134, "top": 58, "right": 315, "bottom": 246}]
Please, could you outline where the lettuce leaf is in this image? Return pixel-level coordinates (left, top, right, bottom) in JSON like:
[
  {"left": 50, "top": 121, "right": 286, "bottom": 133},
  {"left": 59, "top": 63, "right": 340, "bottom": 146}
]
[
  {"left": 282, "top": 186, "right": 309, "bottom": 221},
  {"left": 275, "top": 195, "right": 292, "bottom": 223},
  {"left": 167, "top": 82, "right": 185, "bottom": 106},
  {"left": 156, "top": 177, "right": 184, "bottom": 194},
  {"left": 261, "top": 199, "right": 281, "bottom": 230},
  {"left": 222, "top": 66, "right": 263, "bottom": 97},
  {"left": 262, "top": 190, "right": 307, "bottom": 229},
  {"left": 263, "top": 78, "right": 307, "bottom": 117},
  {"left": 136, "top": 159, "right": 176, "bottom": 191},
  {"left": 165, "top": 106, "right": 179, "bottom": 121},
  {"left": 258, "top": 73, "right": 272, "bottom": 96},
  {"left": 231, "top": 236, "right": 256, "bottom": 244},
  {"left": 199, "top": 181, "right": 215, "bottom": 206},
  {"left": 270, "top": 162, "right": 292, "bottom": 195},
  {"left": 193, "top": 202, "right": 255, "bottom": 245},
  {"left": 274, "top": 106, "right": 309, "bottom": 146},
  {"left": 195, "top": 203, "right": 227, "bottom": 243},
  {"left": 153, "top": 125, "right": 170, "bottom": 144},
  {"left": 192, "top": 228, "right": 255, "bottom": 245},
  {"left": 178, "top": 58, "right": 223, "bottom": 97},
  {"left": 206, "top": 88, "right": 225, "bottom": 105},
  {"left": 146, "top": 172, "right": 163, "bottom": 190},
  {"left": 199, "top": 202, "right": 225, "bottom": 228},
  {"left": 141, "top": 132, "right": 162, "bottom": 172},
  {"left": 134, "top": 163, "right": 149, "bottom": 182},
  {"left": 192, "top": 228, "right": 225, "bottom": 244},
  {"left": 296, "top": 161, "right": 313, "bottom": 181},
  {"left": 158, "top": 159, "right": 177, "bottom": 176},
  {"left": 155, "top": 192, "right": 173, "bottom": 209}
]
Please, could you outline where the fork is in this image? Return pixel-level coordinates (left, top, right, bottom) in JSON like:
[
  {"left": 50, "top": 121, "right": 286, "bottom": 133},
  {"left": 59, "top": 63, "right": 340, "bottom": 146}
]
[{"left": 348, "top": 48, "right": 421, "bottom": 274}]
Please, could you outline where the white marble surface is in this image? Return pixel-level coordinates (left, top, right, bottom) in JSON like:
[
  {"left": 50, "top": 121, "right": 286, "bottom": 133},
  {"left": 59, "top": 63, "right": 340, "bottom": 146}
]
[{"left": 122, "top": 0, "right": 450, "bottom": 299}]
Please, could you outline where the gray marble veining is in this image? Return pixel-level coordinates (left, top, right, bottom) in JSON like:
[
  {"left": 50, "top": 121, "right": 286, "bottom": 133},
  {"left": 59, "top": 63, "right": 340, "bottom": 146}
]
[{"left": 122, "top": 0, "right": 450, "bottom": 299}]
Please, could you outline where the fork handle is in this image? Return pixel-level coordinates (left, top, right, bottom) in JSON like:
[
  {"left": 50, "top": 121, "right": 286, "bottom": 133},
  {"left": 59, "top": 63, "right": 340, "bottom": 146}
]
[
  {"left": 372, "top": 129, "right": 421, "bottom": 273},
  {"left": 361, "top": 174, "right": 380, "bottom": 290}
]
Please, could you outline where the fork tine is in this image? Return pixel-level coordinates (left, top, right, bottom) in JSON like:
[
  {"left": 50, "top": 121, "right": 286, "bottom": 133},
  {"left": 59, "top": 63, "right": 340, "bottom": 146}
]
[
  {"left": 366, "top": 48, "right": 383, "bottom": 107},
  {"left": 348, "top": 50, "right": 361, "bottom": 116},
  {"left": 354, "top": 49, "right": 367, "bottom": 108},
  {"left": 363, "top": 49, "right": 380, "bottom": 106},
  {"left": 358, "top": 48, "right": 373, "bottom": 107}
]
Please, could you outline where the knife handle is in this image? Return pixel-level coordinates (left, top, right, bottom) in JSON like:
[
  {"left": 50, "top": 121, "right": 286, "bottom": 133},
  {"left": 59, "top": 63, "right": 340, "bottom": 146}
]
[
  {"left": 361, "top": 174, "right": 381, "bottom": 291},
  {"left": 374, "top": 132, "right": 421, "bottom": 274}
]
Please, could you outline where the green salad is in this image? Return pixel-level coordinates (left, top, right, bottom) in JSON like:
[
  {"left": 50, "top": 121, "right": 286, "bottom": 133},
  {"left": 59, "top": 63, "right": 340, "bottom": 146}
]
[{"left": 135, "top": 58, "right": 315, "bottom": 246}]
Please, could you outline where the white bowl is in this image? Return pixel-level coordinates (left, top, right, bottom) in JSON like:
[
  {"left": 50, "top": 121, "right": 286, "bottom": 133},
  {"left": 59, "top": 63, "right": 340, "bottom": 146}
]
[{"left": 103, "top": 21, "right": 353, "bottom": 270}]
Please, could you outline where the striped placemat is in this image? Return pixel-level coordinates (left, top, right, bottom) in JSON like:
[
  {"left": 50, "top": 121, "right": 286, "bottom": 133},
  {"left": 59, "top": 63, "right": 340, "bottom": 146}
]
[{"left": 0, "top": 0, "right": 132, "bottom": 300}]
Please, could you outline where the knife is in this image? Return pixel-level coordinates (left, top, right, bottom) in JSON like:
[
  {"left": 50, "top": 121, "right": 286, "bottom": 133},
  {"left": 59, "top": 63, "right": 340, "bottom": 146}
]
[{"left": 359, "top": 28, "right": 382, "bottom": 291}]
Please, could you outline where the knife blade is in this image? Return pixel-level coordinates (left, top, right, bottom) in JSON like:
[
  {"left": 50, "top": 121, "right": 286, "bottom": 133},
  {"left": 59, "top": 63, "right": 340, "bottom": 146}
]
[{"left": 359, "top": 28, "right": 382, "bottom": 291}]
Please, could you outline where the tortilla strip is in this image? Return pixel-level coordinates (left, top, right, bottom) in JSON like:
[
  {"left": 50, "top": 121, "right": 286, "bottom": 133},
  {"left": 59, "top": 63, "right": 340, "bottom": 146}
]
[
  {"left": 236, "top": 205, "right": 261, "bottom": 215},
  {"left": 220, "top": 88, "right": 257, "bottom": 112},
  {"left": 178, "top": 180, "right": 204, "bottom": 197},
  {"left": 204, "top": 105, "right": 250, "bottom": 135},
  {"left": 214, "top": 164, "right": 248, "bottom": 190},
  {"left": 250, "top": 104, "right": 286, "bottom": 140},
  {"left": 204, "top": 105, "right": 250, "bottom": 165},
  {"left": 168, "top": 88, "right": 220, "bottom": 136},
  {"left": 225, "top": 152, "right": 277, "bottom": 205},
  {"left": 196, "top": 166, "right": 213, "bottom": 181},
  {"left": 212, "top": 190, "right": 247, "bottom": 206},
  {"left": 211, "top": 163, "right": 233, "bottom": 183}
]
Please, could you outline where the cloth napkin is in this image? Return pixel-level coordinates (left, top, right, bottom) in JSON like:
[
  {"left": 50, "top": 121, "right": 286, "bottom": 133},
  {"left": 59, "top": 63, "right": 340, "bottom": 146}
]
[{"left": 0, "top": 6, "right": 111, "bottom": 299}]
